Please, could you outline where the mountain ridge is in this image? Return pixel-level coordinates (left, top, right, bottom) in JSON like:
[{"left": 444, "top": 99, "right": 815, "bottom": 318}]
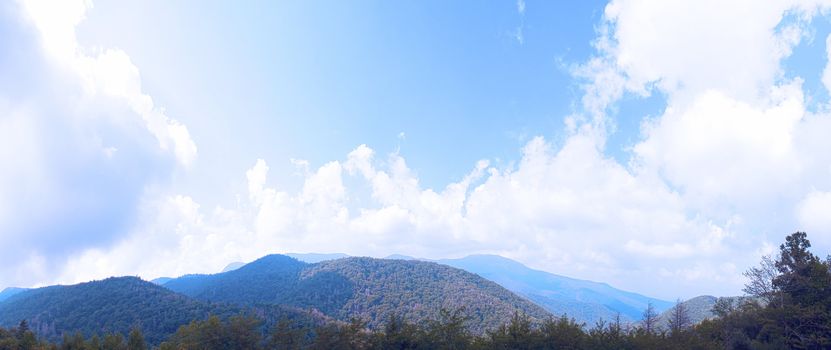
[
  {"left": 163, "top": 254, "right": 552, "bottom": 334},
  {"left": 266, "top": 252, "right": 675, "bottom": 324},
  {"left": 436, "top": 254, "right": 673, "bottom": 323}
]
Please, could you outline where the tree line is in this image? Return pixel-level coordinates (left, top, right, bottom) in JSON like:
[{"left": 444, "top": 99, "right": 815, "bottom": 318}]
[{"left": 1, "top": 231, "right": 830, "bottom": 349}]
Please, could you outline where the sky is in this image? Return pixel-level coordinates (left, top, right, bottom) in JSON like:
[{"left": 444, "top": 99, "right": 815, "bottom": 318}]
[{"left": 3, "top": 0, "right": 831, "bottom": 300}]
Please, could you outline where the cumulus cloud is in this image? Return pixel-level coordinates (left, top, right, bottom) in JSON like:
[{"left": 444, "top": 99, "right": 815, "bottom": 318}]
[
  {"left": 577, "top": 0, "right": 831, "bottom": 274},
  {"left": 0, "top": 0, "right": 195, "bottom": 288},
  {"left": 54, "top": 136, "right": 742, "bottom": 299},
  {"left": 9, "top": 0, "right": 831, "bottom": 302}
]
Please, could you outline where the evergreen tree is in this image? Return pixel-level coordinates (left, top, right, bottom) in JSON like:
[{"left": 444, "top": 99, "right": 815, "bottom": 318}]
[
  {"left": 425, "top": 308, "right": 471, "bottom": 350},
  {"left": 102, "top": 333, "right": 126, "bottom": 350},
  {"left": 376, "top": 313, "right": 420, "bottom": 350},
  {"left": 225, "top": 315, "right": 262, "bottom": 350},
  {"left": 84, "top": 335, "right": 101, "bottom": 350},
  {"left": 61, "top": 332, "right": 85, "bottom": 350},
  {"left": 126, "top": 328, "right": 146, "bottom": 350},
  {"left": 268, "top": 318, "right": 308, "bottom": 350}
]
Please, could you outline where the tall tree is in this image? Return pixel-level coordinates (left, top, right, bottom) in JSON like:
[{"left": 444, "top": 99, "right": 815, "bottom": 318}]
[
  {"left": 667, "top": 299, "right": 690, "bottom": 335},
  {"left": 641, "top": 302, "right": 658, "bottom": 334},
  {"left": 425, "top": 308, "right": 471, "bottom": 350},
  {"left": 269, "top": 318, "right": 308, "bottom": 350},
  {"left": 772, "top": 232, "right": 831, "bottom": 307},
  {"left": 743, "top": 254, "right": 779, "bottom": 304}
]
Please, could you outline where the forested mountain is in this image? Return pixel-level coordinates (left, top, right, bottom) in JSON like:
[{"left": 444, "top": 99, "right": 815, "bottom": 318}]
[
  {"left": 0, "top": 277, "right": 226, "bottom": 344},
  {"left": 281, "top": 252, "right": 675, "bottom": 324},
  {"left": 0, "top": 277, "right": 325, "bottom": 345},
  {"left": 375, "top": 254, "right": 669, "bottom": 324},
  {"left": 164, "top": 255, "right": 552, "bottom": 333},
  {"left": 0, "top": 287, "right": 27, "bottom": 303},
  {"left": 1, "top": 232, "right": 830, "bottom": 349}
]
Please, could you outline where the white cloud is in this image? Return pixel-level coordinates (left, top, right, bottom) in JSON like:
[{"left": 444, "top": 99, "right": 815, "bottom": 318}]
[
  {"left": 0, "top": 0, "right": 197, "bottom": 288},
  {"left": 797, "top": 190, "right": 831, "bottom": 234},
  {"left": 19, "top": 0, "right": 197, "bottom": 166},
  {"left": 576, "top": 0, "right": 831, "bottom": 281},
  {"left": 633, "top": 84, "right": 805, "bottom": 218},
  {"left": 598, "top": 0, "right": 814, "bottom": 103},
  {"left": 53, "top": 137, "right": 742, "bottom": 299}
]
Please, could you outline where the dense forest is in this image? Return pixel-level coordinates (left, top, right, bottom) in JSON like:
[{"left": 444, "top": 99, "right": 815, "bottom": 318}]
[
  {"left": 163, "top": 255, "right": 551, "bottom": 333},
  {"left": 1, "top": 231, "right": 830, "bottom": 349},
  {"left": 0, "top": 278, "right": 329, "bottom": 345}
]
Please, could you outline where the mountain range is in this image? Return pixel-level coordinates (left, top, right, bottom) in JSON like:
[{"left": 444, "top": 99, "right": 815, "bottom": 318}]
[
  {"left": 435, "top": 255, "right": 674, "bottom": 323},
  {"left": 283, "top": 253, "right": 673, "bottom": 324},
  {"left": 0, "top": 252, "right": 725, "bottom": 345},
  {"left": 162, "top": 255, "right": 551, "bottom": 334}
]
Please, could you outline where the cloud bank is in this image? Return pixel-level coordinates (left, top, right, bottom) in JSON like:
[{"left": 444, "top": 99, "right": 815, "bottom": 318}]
[{"left": 0, "top": 0, "right": 195, "bottom": 287}]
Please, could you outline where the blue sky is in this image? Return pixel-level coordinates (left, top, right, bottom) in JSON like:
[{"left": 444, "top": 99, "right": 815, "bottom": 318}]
[
  {"left": 4, "top": 0, "right": 831, "bottom": 301},
  {"left": 74, "top": 0, "right": 608, "bottom": 199}
]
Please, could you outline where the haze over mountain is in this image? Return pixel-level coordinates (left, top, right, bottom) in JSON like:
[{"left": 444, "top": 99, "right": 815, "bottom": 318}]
[
  {"left": 0, "top": 288, "right": 27, "bottom": 303},
  {"left": 163, "top": 254, "right": 552, "bottom": 333},
  {"left": 654, "top": 295, "right": 750, "bottom": 330},
  {"left": 436, "top": 255, "right": 674, "bottom": 323},
  {"left": 221, "top": 262, "right": 246, "bottom": 273}
]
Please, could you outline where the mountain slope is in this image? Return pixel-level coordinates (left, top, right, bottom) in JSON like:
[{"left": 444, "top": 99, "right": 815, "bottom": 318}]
[
  {"left": 0, "top": 287, "right": 27, "bottom": 303},
  {"left": 0, "top": 277, "right": 228, "bottom": 344},
  {"left": 0, "top": 277, "right": 327, "bottom": 345},
  {"left": 655, "top": 295, "right": 748, "bottom": 329},
  {"left": 164, "top": 255, "right": 552, "bottom": 333},
  {"left": 436, "top": 255, "right": 673, "bottom": 324}
]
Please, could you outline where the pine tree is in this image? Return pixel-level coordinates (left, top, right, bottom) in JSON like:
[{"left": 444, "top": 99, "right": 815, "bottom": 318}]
[
  {"left": 127, "top": 328, "right": 147, "bottom": 350},
  {"left": 103, "top": 333, "right": 126, "bottom": 350}
]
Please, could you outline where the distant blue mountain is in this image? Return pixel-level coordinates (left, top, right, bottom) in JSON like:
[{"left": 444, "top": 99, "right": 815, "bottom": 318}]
[
  {"left": 435, "top": 255, "right": 673, "bottom": 323},
  {"left": 150, "top": 277, "right": 173, "bottom": 285},
  {"left": 0, "top": 287, "right": 27, "bottom": 303},
  {"left": 383, "top": 254, "right": 421, "bottom": 261},
  {"left": 221, "top": 261, "right": 246, "bottom": 272},
  {"left": 285, "top": 253, "right": 349, "bottom": 263}
]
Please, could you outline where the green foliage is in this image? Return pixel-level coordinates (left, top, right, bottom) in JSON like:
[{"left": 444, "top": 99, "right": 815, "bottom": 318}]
[
  {"left": 102, "top": 333, "right": 126, "bottom": 350},
  {"left": 126, "top": 328, "right": 146, "bottom": 350},
  {"left": 0, "top": 277, "right": 233, "bottom": 345},
  {"left": 0, "top": 277, "right": 325, "bottom": 347}
]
